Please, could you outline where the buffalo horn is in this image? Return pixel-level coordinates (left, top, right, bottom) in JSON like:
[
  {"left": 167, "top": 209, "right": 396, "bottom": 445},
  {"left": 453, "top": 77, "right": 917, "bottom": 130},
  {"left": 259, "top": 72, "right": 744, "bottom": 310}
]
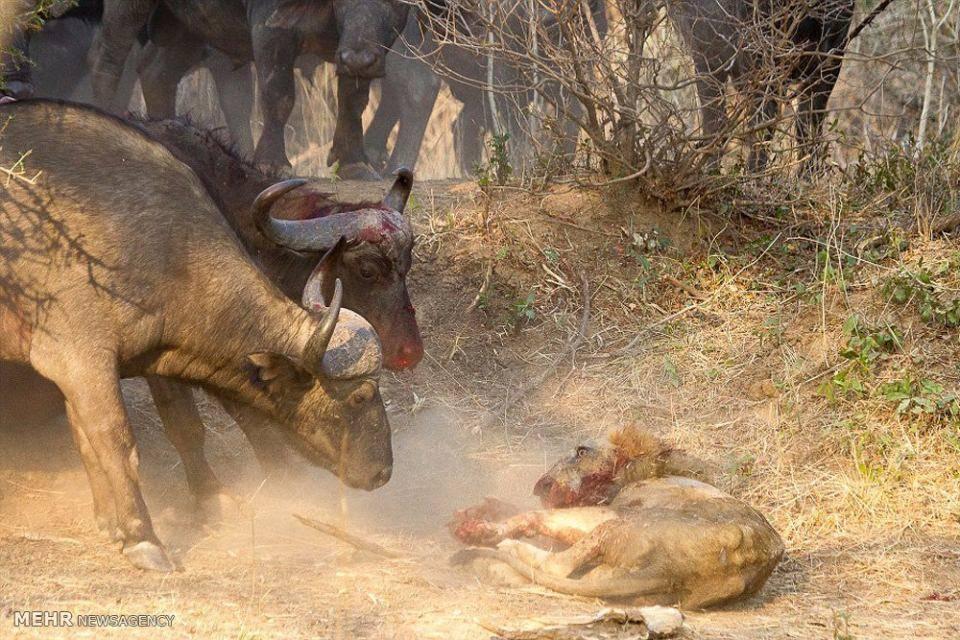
[
  {"left": 382, "top": 167, "right": 414, "bottom": 213},
  {"left": 303, "top": 278, "right": 343, "bottom": 369},
  {"left": 253, "top": 178, "right": 308, "bottom": 244}
]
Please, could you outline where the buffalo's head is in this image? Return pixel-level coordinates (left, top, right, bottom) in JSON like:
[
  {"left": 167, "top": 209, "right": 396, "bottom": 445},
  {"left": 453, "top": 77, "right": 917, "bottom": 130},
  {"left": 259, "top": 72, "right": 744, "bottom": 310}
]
[
  {"left": 334, "top": 0, "right": 409, "bottom": 77},
  {"left": 266, "top": 0, "right": 409, "bottom": 78},
  {"left": 253, "top": 170, "right": 424, "bottom": 371},
  {"left": 247, "top": 278, "right": 393, "bottom": 490}
]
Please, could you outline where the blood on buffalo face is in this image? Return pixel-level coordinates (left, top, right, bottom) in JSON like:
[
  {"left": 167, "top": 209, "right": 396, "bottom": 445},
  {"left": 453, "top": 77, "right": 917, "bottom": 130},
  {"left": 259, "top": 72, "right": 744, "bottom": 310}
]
[
  {"left": 322, "top": 241, "right": 424, "bottom": 371},
  {"left": 334, "top": 0, "right": 410, "bottom": 78},
  {"left": 253, "top": 172, "right": 423, "bottom": 372}
]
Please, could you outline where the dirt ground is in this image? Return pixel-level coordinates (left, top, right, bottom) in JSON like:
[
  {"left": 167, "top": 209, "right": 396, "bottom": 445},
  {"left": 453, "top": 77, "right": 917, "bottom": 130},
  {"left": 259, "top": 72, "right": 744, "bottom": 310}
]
[{"left": 1, "top": 179, "right": 958, "bottom": 639}]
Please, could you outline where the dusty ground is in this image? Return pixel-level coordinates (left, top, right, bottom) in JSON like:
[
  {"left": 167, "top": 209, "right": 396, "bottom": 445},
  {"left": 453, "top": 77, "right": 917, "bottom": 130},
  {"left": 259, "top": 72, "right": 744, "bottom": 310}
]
[{"left": 1, "top": 178, "right": 958, "bottom": 639}]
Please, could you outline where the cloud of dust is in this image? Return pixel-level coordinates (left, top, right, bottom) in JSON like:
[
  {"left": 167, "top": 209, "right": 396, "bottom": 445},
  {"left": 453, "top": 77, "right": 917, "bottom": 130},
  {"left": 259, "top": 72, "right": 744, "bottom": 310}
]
[{"left": 256, "top": 406, "right": 557, "bottom": 541}]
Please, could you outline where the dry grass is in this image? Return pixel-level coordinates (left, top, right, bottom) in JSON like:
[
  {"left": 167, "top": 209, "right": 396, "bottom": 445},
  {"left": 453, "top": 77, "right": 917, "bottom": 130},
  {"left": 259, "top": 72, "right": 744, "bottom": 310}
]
[{"left": 1, "top": 178, "right": 957, "bottom": 640}]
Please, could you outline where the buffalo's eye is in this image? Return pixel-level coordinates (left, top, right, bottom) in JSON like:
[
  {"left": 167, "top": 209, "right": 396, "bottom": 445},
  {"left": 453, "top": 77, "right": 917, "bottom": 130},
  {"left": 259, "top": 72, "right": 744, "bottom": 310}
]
[
  {"left": 359, "top": 263, "right": 378, "bottom": 280},
  {"left": 348, "top": 382, "right": 376, "bottom": 408},
  {"left": 575, "top": 445, "right": 593, "bottom": 458}
]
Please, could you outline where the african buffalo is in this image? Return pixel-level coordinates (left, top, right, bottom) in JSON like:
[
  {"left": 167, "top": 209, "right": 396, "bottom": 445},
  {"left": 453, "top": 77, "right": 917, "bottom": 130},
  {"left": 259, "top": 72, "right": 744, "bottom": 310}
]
[
  {"left": 667, "top": 0, "right": 853, "bottom": 170},
  {"left": 89, "top": 0, "right": 410, "bottom": 176},
  {"left": 0, "top": 115, "right": 424, "bottom": 509},
  {"left": 365, "top": 1, "right": 608, "bottom": 176},
  {"left": 134, "top": 117, "right": 423, "bottom": 503},
  {"left": 0, "top": 99, "right": 392, "bottom": 571}
]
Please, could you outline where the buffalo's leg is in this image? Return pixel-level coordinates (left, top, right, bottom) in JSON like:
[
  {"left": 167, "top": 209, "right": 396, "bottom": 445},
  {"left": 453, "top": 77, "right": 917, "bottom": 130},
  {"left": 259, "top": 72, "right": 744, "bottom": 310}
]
[
  {"left": 146, "top": 378, "right": 224, "bottom": 501},
  {"left": 369, "top": 48, "right": 440, "bottom": 174},
  {"left": 138, "top": 40, "right": 203, "bottom": 120},
  {"left": 364, "top": 79, "right": 401, "bottom": 173},
  {"left": 330, "top": 75, "right": 380, "bottom": 180},
  {"left": 796, "top": 63, "right": 841, "bottom": 175},
  {"left": 693, "top": 68, "right": 727, "bottom": 171},
  {"left": 746, "top": 92, "right": 779, "bottom": 173},
  {"left": 251, "top": 29, "right": 298, "bottom": 169},
  {"left": 387, "top": 81, "right": 439, "bottom": 174},
  {"left": 218, "top": 399, "right": 291, "bottom": 477},
  {"left": 89, "top": 0, "right": 155, "bottom": 111},
  {"left": 207, "top": 53, "right": 256, "bottom": 157},
  {"left": 67, "top": 417, "right": 121, "bottom": 542},
  {"left": 454, "top": 88, "right": 486, "bottom": 175},
  {"left": 59, "top": 360, "right": 174, "bottom": 571}
]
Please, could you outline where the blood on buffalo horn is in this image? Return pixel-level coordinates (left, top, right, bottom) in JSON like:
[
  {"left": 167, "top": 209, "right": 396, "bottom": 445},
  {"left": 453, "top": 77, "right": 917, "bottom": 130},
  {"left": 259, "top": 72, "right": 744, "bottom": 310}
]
[
  {"left": 302, "top": 277, "right": 343, "bottom": 371},
  {"left": 253, "top": 172, "right": 415, "bottom": 252}
]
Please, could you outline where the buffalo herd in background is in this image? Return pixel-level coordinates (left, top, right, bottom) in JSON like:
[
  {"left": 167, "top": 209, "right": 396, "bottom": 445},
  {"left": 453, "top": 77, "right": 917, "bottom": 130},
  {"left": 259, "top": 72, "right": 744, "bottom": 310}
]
[
  {"left": 4, "top": 1, "right": 855, "bottom": 176},
  {"left": 0, "top": 1, "right": 857, "bottom": 571}
]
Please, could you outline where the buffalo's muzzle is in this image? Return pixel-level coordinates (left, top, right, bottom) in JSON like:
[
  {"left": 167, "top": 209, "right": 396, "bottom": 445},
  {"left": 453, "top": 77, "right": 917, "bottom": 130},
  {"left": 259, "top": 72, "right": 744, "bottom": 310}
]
[
  {"left": 337, "top": 48, "right": 385, "bottom": 78},
  {"left": 384, "top": 340, "right": 424, "bottom": 371},
  {"left": 344, "top": 463, "right": 392, "bottom": 491}
]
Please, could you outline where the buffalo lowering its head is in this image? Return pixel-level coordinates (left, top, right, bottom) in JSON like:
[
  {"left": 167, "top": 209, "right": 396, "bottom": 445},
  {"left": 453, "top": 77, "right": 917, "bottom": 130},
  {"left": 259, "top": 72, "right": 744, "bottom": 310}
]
[{"left": 247, "top": 276, "right": 393, "bottom": 491}]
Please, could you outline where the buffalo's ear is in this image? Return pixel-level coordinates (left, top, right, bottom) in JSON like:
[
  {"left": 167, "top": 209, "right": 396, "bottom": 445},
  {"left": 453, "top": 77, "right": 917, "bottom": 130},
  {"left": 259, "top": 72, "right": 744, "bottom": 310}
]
[
  {"left": 265, "top": 1, "right": 333, "bottom": 32},
  {"left": 246, "top": 353, "right": 314, "bottom": 393}
]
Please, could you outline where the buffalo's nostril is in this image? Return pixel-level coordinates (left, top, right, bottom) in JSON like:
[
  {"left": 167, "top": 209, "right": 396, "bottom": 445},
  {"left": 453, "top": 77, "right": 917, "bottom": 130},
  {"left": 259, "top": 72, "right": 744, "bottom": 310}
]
[{"left": 399, "top": 342, "right": 424, "bottom": 367}]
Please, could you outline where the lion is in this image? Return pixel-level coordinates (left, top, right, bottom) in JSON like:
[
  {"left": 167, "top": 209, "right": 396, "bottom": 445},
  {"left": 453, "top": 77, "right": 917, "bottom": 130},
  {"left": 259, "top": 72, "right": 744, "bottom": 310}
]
[{"left": 449, "top": 426, "right": 784, "bottom": 609}]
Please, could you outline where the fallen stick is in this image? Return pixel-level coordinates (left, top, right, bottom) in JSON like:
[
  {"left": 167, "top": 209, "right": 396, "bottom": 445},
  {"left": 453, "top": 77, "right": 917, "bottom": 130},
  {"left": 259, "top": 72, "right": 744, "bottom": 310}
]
[
  {"left": 933, "top": 212, "right": 960, "bottom": 236},
  {"left": 466, "top": 261, "right": 494, "bottom": 313},
  {"left": 293, "top": 514, "right": 404, "bottom": 559},
  {"left": 661, "top": 274, "right": 707, "bottom": 300}
]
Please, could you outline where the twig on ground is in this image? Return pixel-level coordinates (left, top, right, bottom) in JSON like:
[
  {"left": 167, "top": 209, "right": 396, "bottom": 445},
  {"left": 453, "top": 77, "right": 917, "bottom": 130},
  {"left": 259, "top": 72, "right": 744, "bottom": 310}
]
[
  {"left": 293, "top": 514, "right": 405, "bottom": 559},
  {"left": 466, "top": 262, "right": 494, "bottom": 313},
  {"left": 662, "top": 275, "right": 707, "bottom": 300}
]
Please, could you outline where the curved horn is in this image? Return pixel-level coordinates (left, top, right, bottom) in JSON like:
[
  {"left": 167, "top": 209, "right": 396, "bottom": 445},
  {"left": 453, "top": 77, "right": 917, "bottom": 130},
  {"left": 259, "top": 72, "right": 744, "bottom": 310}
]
[
  {"left": 303, "top": 279, "right": 343, "bottom": 369},
  {"left": 253, "top": 178, "right": 308, "bottom": 243},
  {"left": 301, "top": 237, "right": 345, "bottom": 311},
  {"left": 382, "top": 167, "right": 414, "bottom": 213}
]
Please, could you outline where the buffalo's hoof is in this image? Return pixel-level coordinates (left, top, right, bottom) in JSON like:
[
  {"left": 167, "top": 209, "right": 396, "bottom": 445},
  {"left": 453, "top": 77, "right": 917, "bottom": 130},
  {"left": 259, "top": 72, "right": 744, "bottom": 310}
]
[
  {"left": 3, "top": 80, "right": 34, "bottom": 100},
  {"left": 252, "top": 154, "right": 293, "bottom": 174},
  {"left": 123, "top": 540, "right": 177, "bottom": 572},
  {"left": 198, "top": 490, "right": 243, "bottom": 523},
  {"left": 338, "top": 162, "right": 381, "bottom": 181}
]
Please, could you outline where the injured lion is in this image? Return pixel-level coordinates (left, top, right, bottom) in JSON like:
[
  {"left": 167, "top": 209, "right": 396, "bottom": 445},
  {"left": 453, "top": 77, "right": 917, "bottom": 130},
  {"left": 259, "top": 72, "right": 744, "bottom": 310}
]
[{"left": 450, "top": 426, "right": 784, "bottom": 609}]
